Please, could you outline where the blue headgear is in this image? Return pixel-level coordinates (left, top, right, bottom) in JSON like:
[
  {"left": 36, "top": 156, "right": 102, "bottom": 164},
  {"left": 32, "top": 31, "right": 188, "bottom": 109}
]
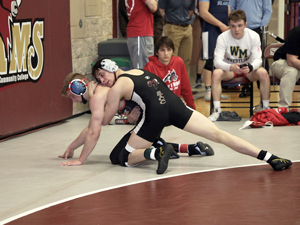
[
  {"left": 67, "top": 78, "right": 88, "bottom": 96},
  {"left": 100, "top": 59, "right": 119, "bottom": 73},
  {"left": 67, "top": 78, "right": 88, "bottom": 104}
]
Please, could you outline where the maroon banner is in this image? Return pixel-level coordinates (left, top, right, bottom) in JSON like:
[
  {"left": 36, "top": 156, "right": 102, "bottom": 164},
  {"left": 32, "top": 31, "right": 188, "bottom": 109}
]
[{"left": 0, "top": 0, "right": 73, "bottom": 138}]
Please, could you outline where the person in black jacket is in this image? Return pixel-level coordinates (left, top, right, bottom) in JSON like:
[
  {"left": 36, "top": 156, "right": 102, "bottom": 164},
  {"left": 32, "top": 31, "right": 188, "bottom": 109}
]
[{"left": 270, "top": 26, "right": 300, "bottom": 110}]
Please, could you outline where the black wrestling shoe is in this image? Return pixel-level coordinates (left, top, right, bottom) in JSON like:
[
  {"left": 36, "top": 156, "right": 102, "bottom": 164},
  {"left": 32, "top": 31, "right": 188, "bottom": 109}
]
[
  {"left": 188, "top": 142, "right": 214, "bottom": 156},
  {"left": 171, "top": 150, "right": 180, "bottom": 159},
  {"left": 239, "top": 86, "right": 251, "bottom": 98},
  {"left": 152, "top": 137, "right": 166, "bottom": 148},
  {"left": 153, "top": 138, "right": 179, "bottom": 159},
  {"left": 269, "top": 158, "right": 292, "bottom": 171},
  {"left": 156, "top": 144, "right": 174, "bottom": 175}
]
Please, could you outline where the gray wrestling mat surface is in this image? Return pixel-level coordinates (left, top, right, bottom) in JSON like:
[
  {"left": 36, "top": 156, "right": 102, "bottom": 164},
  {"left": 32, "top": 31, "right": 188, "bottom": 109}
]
[{"left": 0, "top": 114, "right": 299, "bottom": 223}]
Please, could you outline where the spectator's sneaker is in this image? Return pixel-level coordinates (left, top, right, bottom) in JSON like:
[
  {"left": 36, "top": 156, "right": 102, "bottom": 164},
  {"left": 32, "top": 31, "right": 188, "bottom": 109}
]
[
  {"left": 205, "top": 88, "right": 228, "bottom": 101},
  {"left": 208, "top": 107, "right": 222, "bottom": 122},
  {"left": 268, "top": 158, "right": 292, "bottom": 171},
  {"left": 205, "top": 88, "right": 211, "bottom": 102},
  {"left": 188, "top": 142, "right": 215, "bottom": 156},
  {"left": 221, "top": 95, "right": 228, "bottom": 100},
  {"left": 156, "top": 144, "right": 174, "bottom": 174},
  {"left": 109, "top": 114, "right": 129, "bottom": 125},
  {"left": 239, "top": 86, "right": 251, "bottom": 98},
  {"left": 195, "top": 78, "right": 202, "bottom": 88},
  {"left": 262, "top": 106, "right": 271, "bottom": 110}
]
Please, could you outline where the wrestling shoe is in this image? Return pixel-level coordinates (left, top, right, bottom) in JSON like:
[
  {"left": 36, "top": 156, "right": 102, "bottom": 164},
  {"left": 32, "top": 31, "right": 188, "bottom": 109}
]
[
  {"left": 268, "top": 158, "right": 292, "bottom": 171},
  {"left": 171, "top": 150, "right": 180, "bottom": 159},
  {"left": 156, "top": 144, "right": 174, "bottom": 175},
  {"left": 208, "top": 107, "right": 222, "bottom": 122},
  {"left": 152, "top": 137, "right": 166, "bottom": 148},
  {"left": 188, "top": 142, "right": 215, "bottom": 156},
  {"left": 152, "top": 138, "right": 179, "bottom": 159}
]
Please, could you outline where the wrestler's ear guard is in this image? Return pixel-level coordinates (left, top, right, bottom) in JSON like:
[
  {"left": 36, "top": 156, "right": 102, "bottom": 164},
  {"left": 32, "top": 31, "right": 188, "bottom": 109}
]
[
  {"left": 100, "top": 59, "right": 119, "bottom": 73},
  {"left": 67, "top": 78, "right": 88, "bottom": 96}
]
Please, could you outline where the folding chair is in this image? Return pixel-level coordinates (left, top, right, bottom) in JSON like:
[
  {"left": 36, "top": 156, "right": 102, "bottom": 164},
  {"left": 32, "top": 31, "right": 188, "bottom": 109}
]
[{"left": 210, "top": 77, "right": 254, "bottom": 117}]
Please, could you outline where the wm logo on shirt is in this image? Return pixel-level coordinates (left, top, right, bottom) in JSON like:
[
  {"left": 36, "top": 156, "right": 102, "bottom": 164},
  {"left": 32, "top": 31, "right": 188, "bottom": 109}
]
[{"left": 230, "top": 46, "right": 248, "bottom": 58}]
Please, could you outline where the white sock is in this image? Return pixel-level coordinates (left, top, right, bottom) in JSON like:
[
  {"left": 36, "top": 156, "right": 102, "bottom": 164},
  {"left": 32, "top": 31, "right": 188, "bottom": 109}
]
[
  {"left": 262, "top": 100, "right": 269, "bottom": 108},
  {"left": 213, "top": 101, "right": 221, "bottom": 111},
  {"left": 150, "top": 149, "right": 156, "bottom": 160}
]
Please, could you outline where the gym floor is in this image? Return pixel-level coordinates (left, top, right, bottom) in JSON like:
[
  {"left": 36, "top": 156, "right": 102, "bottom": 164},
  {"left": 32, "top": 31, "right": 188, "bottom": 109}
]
[{"left": 1, "top": 107, "right": 299, "bottom": 224}]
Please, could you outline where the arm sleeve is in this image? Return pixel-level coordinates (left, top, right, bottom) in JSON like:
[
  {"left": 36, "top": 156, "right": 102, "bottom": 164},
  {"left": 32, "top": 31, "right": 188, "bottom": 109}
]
[
  {"left": 285, "top": 29, "right": 300, "bottom": 56},
  {"left": 249, "top": 34, "right": 263, "bottom": 70},
  {"left": 153, "top": 8, "right": 164, "bottom": 43},
  {"left": 179, "top": 60, "right": 196, "bottom": 109},
  {"left": 230, "top": 0, "right": 237, "bottom": 11},
  {"left": 213, "top": 34, "right": 231, "bottom": 71},
  {"left": 261, "top": 0, "right": 272, "bottom": 26},
  {"left": 158, "top": 0, "right": 167, "bottom": 10},
  {"left": 189, "top": 0, "right": 196, "bottom": 10}
]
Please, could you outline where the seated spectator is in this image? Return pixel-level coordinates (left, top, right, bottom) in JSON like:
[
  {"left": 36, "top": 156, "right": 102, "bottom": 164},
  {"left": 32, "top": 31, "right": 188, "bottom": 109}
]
[
  {"left": 270, "top": 26, "right": 300, "bottom": 111},
  {"left": 144, "top": 36, "right": 196, "bottom": 109},
  {"left": 209, "top": 9, "right": 270, "bottom": 122}
]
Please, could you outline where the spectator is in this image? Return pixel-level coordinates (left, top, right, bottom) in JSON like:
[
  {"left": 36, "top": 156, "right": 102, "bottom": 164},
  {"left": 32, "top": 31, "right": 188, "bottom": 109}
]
[
  {"left": 209, "top": 9, "right": 270, "bottom": 121},
  {"left": 159, "top": 0, "right": 195, "bottom": 78},
  {"left": 199, "top": 0, "right": 230, "bottom": 101},
  {"left": 144, "top": 36, "right": 196, "bottom": 109},
  {"left": 231, "top": 0, "right": 272, "bottom": 98},
  {"left": 126, "top": 0, "right": 158, "bottom": 69},
  {"left": 270, "top": 26, "right": 300, "bottom": 110},
  {"left": 191, "top": 0, "right": 205, "bottom": 88}
]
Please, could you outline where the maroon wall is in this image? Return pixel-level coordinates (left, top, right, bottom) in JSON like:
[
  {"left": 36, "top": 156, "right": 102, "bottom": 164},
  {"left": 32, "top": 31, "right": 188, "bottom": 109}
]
[{"left": 0, "top": 0, "right": 73, "bottom": 138}]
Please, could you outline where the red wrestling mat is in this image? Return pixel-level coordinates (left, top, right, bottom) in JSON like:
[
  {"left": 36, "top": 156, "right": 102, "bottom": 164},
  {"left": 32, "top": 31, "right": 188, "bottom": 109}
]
[{"left": 6, "top": 162, "right": 300, "bottom": 225}]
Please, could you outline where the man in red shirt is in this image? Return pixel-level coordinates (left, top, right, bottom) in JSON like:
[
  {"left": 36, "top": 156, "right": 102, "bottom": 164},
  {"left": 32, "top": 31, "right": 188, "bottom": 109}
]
[
  {"left": 126, "top": 0, "right": 157, "bottom": 69},
  {"left": 144, "top": 36, "right": 196, "bottom": 109}
]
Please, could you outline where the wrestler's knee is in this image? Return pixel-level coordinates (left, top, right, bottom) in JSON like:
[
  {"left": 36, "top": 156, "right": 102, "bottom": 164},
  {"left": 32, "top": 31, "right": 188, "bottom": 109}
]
[
  {"left": 256, "top": 68, "right": 269, "bottom": 82},
  {"left": 212, "top": 68, "right": 224, "bottom": 81}
]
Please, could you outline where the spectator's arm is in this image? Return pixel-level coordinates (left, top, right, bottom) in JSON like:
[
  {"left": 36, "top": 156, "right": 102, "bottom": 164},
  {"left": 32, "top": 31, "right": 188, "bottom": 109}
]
[
  {"left": 286, "top": 54, "right": 300, "bottom": 70},
  {"left": 153, "top": 8, "right": 163, "bottom": 42},
  {"left": 118, "top": 0, "right": 128, "bottom": 38},
  {"left": 213, "top": 35, "right": 231, "bottom": 71},
  {"left": 145, "top": 0, "right": 158, "bottom": 13},
  {"left": 180, "top": 66, "right": 196, "bottom": 109},
  {"left": 199, "top": 1, "right": 229, "bottom": 32},
  {"left": 249, "top": 34, "right": 263, "bottom": 70},
  {"left": 261, "top": 0, "right": 272, "bottom": 27},
  {"left": 230, "top": 0, "right": 237, "bottom": 11}
]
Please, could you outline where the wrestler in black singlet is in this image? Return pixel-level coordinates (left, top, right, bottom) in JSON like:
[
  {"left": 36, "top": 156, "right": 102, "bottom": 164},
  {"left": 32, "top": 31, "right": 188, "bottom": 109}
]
[{"left": 109, "top": 70, "right": 194, "bottom": 164}]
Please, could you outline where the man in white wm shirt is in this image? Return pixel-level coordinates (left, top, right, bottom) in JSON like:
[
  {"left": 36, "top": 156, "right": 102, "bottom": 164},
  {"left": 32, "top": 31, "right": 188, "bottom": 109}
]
[{"left": 209, "top": 9, "right": 270, "bottom": 122}]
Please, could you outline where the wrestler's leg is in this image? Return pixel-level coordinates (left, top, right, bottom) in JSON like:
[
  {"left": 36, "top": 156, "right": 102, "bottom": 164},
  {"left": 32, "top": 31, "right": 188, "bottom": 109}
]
[{"left": 183, "top": 111, "right": 292, "bottom": 171}]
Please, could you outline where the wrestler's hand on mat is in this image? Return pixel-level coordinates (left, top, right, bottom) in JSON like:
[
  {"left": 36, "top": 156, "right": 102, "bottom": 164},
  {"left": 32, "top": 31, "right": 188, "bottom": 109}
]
[
  {"left": 58, "top": 149, "right": 74, "bottom": 159},
  {"left": 60, "top": 159, "right": 82, "bottom": 166},
  {"left": 125, "top": 106, "right": 141, "bottom": 124}
]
